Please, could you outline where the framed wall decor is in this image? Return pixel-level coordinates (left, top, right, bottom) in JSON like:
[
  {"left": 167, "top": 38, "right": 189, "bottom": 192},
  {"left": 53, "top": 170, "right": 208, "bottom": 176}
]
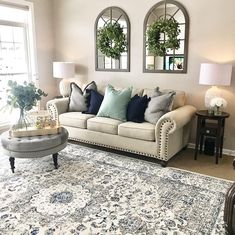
[
  {"left": 143, "top": 0, "right": 189, "bottom": 73},
  {"left": 95, "top": 7, "right": 130, "bottom": 72}
]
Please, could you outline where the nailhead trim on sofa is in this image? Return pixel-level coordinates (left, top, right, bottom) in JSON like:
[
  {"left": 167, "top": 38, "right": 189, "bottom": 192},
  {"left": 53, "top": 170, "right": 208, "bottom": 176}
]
[
  {"left": 157, "top": 118, "right": 174, "bottom": 161},
  {"left": 69, "top": 137, "right": 157, "bottom": 158}
]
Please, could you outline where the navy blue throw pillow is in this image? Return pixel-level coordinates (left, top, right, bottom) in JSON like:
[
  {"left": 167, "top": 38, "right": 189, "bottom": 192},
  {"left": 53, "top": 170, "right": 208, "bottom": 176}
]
[
  {"left": 86, "top": 89, "right": 104, "bottom": 115},
  {"left": 127, "top": 95, "right": 151, "bottom": 123}
]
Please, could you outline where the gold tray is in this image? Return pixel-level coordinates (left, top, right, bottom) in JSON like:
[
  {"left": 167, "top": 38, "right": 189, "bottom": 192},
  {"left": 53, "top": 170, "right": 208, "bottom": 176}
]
[{"left": 9, "top": 126, "right": 61, "bottom": 138}]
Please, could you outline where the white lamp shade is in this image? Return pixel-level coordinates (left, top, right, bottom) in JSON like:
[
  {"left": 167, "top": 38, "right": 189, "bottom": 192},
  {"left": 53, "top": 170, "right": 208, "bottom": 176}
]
[
  {"left": 53, "top": 62, "right": 75, "bottom": 78},
  {"left": 199, "top": 63, "right": 232, "bottom": 86}
]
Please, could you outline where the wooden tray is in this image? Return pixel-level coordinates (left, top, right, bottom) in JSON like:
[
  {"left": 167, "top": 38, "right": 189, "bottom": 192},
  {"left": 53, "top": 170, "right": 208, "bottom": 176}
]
[{"left": 9, "top": 126, "right": 61, "bottom": 138}]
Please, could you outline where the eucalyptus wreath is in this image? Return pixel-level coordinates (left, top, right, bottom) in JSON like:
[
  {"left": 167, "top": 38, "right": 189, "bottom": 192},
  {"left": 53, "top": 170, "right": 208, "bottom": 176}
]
[
  {"left": 146, "top": 18, "right": 180, "bottom": 56},
  {"left": 97, "top": 22, "right": 127, "bottom": 59}
]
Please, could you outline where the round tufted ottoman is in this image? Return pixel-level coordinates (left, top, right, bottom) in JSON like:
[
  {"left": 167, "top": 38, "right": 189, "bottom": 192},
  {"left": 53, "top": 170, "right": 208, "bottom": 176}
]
[{"left": 0, "top": 127, "right": 68, "bottom": 173}]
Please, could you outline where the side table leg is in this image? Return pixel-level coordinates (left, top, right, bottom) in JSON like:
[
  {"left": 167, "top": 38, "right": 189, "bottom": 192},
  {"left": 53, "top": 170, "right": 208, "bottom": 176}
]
[
  {"left": 9, "top": 157, "right": 15, "bottom": 173},
  {"left": 215, "top": 137, "right": 220, "bottom": 164},
  {"left": 233, "top": 158, "right": 235, "bottom": 169},
  {"left": 219, "top": 136, "right": 223, "bottom": 158},
  {"left": 52, "top": 153, "right": 58, "bottom": 169},
  {"left": 199, "top": 134, "right": 204, "bottom": 154},
  {"left": 194, "top": 117, "right": 201, "bottom": 160}
]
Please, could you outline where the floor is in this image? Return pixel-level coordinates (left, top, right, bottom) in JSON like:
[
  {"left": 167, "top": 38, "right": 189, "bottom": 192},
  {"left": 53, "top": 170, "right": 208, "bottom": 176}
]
[
  {"left": 71, "top": 141, "right": 235, "bottom": 182},
  {"left": 169, "top": 148, "right": 235, "bottom": 181}
]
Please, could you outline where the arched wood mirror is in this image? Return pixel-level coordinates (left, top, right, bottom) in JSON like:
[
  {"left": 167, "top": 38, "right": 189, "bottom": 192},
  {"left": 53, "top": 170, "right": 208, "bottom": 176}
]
[
  {"left": 143, "top": 0, "right": 189, "bottom": 73},
  {"left": 95, "top": 7, "right": 130, "bottom": 72}
]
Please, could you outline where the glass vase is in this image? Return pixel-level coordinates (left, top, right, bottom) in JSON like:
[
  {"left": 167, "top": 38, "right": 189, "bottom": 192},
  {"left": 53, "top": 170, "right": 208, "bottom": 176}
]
[
  {"left": 13, "top": 108, "right": 30, "bottom": 130},
  {"left": 214, "top": 106, "right": 222, "bottom": 116}
]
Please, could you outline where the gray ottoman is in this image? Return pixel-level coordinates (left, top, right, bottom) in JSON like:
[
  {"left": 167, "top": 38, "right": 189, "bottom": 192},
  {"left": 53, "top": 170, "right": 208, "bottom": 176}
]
[{"left": 1, "top": 127, "right": 68, "bottom": 173}]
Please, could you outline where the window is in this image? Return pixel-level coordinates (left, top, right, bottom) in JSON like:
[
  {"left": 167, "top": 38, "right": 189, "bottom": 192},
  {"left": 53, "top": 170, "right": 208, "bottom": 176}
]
[{"left": 0, "top": 0, "right": 37, "bottom": 127}]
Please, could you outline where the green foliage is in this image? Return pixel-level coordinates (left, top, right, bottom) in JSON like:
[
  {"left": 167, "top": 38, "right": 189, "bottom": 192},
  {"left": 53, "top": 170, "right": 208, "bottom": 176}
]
[
  {"left": 97, "top": 22, "right": 127, "bottom": 59},
  {"left": 7, "top": 80, "right": 47, "bottom": 111},
  {"left": 146, "top": 18, "right": 180, "bottom": 57}
]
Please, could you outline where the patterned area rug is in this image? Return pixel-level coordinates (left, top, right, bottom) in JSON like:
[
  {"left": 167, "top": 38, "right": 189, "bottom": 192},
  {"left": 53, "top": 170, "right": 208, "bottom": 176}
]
[{"left": 0, "top": 143, "right": 232, "bottom": 235}]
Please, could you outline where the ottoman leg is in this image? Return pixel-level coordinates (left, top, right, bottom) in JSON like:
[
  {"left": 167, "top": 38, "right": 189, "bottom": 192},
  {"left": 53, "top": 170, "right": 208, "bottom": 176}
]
[
  {"left": 52, "top": 153, "right": 58, "bottom": 169},
  {"left": 9, "top": 157, "right": 15, "bottom": 173}
]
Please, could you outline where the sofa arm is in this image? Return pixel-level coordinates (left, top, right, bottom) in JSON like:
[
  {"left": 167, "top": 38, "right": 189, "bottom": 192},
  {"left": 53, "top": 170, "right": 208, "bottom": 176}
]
[
  {"left": 155, "top": 105, "right": 196, "bottom": 160},
  {"left": 157, "top": 105, "right": 196, "bottom": 133},
  {"left": 46, "top": 97, "right": 69, "bottom": 122}
]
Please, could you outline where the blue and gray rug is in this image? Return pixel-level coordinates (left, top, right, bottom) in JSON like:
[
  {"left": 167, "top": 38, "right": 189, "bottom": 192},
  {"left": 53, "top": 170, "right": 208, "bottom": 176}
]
[{"left": 0, "top": 143, "right": 232, "bottom": 234}]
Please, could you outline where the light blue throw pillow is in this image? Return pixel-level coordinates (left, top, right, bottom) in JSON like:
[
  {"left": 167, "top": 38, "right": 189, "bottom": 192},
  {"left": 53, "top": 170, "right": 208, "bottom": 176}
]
[{"left": 97, "top": 84, "right": 132, "bottom": 121}]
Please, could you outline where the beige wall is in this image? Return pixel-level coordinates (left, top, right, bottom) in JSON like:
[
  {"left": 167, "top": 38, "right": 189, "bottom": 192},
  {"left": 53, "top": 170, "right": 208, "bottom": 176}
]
[
  {"left": 51, "top": 0, "right": 235, "bottom": 150},
  {"left": 27, "top": 0, "right": 56, "bottom": 107}
]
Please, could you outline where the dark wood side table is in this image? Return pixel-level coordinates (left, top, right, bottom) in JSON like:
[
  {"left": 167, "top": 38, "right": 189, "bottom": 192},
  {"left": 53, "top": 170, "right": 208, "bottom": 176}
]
[{"left": 194, "top": 110, "right": 229, "bottom": 164}]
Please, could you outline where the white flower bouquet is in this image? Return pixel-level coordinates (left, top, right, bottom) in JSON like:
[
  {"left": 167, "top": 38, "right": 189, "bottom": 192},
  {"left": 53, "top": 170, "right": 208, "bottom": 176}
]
[
  {"left": 210, "top": 97, "right": 227, "bottom": 108},
  {"left": 209, "top": 97, "right": 227, "bottom": 115}
]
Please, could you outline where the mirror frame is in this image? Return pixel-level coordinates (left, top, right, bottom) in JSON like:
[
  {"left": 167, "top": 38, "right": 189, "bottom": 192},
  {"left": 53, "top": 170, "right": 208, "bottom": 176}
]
[
  {"left": 143, "top": 0, "right": 189, "bottom": 73},
  {"left": 95, "top": 6, "right": 130, "bottom": 72}
]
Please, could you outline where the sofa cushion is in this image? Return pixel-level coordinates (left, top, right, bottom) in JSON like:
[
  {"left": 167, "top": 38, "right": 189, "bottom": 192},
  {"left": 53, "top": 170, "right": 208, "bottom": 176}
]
[
  {"left": 59, "top": 112, "right": 95, "bottom": 129},
  {"left": 144, "top": 91, "right": 175, "bottom": 124},
  {"left": 97, "top": 84, "right": 132, "bottom": 122},
  {"left": 163, "top": 89, "right": 186, "bottom": 109},
  {"left": 68, "top": 81, "right": 97, "bottom": 112},
  {"left": 97, "top": 84, "right": 143, "bottom": 98},
  {"left": 143, "top": 88, "right": 185, "bottom": 110},
  {"left": 118, "top": 122, "right": 155, "bottom": 141},
  {"left": 68, "top": 83, "right": 87, "bottom": 112},
  {"left": 83, "top": 80, "right": 97, "bottom": 98},
  {"left": 85, "top": 89, "right": 104, "bottom": 115},
  {"left": 127, "top": 95, "right": 151, "bottom": 123},
  {"left": 87, "top": 117, "right": 123, "bottom": 135}
]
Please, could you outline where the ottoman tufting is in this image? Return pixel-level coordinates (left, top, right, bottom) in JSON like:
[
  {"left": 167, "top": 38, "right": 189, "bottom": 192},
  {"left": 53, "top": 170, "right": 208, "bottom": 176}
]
[{"left": 0, "top": 127, "right": 68, "bottom": 173}]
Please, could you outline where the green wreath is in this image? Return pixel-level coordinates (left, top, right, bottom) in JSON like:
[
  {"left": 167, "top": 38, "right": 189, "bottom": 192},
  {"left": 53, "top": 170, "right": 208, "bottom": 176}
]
[
  {"left": 97, "top": 22, "right": 127, "bottom": 59},
  {"left": 146, "top": 18, "right": 180, "bottom": 57}
]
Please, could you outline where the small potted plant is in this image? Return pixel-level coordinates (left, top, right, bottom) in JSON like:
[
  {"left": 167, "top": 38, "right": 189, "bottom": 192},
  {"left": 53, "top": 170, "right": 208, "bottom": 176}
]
[{"left": 6, "top": 80, "right": 47, "bottom": 130}]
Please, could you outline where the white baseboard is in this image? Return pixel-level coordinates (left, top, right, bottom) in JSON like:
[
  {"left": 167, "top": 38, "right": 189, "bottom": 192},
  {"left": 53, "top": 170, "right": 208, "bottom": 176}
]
[{"left": 188, "top": 143, "right": 235, "bottom": 157}]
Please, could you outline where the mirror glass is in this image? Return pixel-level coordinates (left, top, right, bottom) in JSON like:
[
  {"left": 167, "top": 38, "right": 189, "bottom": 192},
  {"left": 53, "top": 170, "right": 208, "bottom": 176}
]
[
  {"left": 143, "top": 0, "right": 189, "bottom": 73},
  {"left": 95, "top": 7, "right": 130, "bottom": 72}
]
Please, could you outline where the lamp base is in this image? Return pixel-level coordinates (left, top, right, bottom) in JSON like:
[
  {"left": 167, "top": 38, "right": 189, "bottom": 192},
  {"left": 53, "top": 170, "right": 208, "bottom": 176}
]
[
  {"left": 59, "top": 79, "right": 71, "bottom": 97},
  {"left": 205, "top": 86, "right": 221, "bottom": 108}
]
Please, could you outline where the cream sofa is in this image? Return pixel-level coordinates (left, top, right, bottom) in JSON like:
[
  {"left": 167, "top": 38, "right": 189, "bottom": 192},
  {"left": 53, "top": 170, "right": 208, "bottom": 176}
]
[{"left": 47, "top": 85, "right": 196, "bottom": 166}]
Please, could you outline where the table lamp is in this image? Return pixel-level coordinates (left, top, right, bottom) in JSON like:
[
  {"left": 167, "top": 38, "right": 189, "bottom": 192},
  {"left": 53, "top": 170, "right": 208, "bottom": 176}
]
[
  {"left": 199, "top": 63, "right": 232, "bottom": 110},
  {"left": 53, "top": 62, "right": 75, "bottom": 97}
]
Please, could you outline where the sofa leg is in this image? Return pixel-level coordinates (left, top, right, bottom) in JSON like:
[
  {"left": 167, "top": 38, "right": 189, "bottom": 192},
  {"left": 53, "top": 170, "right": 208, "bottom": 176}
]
[{"left": 160, "top": 160, "right": 168, "bottom": 167}]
